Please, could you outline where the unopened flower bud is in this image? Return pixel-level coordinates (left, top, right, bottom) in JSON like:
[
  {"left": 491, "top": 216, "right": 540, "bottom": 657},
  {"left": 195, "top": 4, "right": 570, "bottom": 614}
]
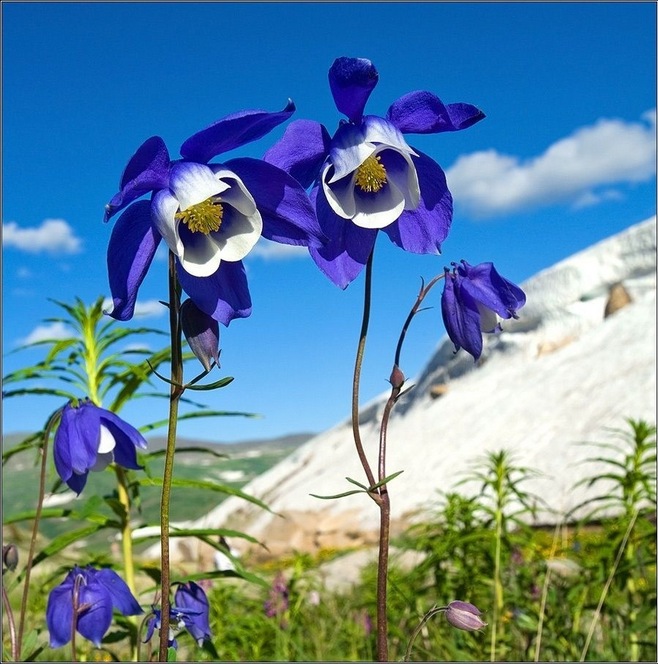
[
  {"left": 3, "top": 544, "right": 18, "bottom": 572},
  {"left": 180, "top": 299, "right": 220, "bottom": 372},
  {"left": 389, "top": 364, "right": 405, "bottom": 389},
  {"left": 445, "top": 600, "right": 487, "bottom": 631}
]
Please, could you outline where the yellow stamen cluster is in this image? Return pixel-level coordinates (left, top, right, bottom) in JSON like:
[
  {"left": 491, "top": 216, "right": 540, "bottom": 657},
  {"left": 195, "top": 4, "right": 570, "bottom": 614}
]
[
  {"left": 354, "top": 155, "right": 387, "bottom": 193},
  {"left": 175, "top": 197, "right": 223, "bottom": 234}
]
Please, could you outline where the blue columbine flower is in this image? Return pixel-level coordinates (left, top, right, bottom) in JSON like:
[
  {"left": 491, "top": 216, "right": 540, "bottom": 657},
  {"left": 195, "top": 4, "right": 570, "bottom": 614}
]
[
  {"left": 441, "top": 260, "right": 526, "bottom": 360},
  {"left": 46, "top": 566, "right": 142, "bottom": 648},
  {"left": 53, "top": 399, "right": 148, "bottom": 494},
  {"left": 144, "top": 582, "right": 212, "bottom": 649},
  {"left": 104, "top": 102, "right": 326, "bottom": 325},
  {"left": 264, "top": 57, "right": 485, "bottom": 288}
]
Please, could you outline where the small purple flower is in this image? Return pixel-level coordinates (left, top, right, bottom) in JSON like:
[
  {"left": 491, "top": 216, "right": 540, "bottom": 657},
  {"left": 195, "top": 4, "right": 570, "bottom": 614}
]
[
  {"left": 144, "top": 582, "right": 212, "bottom": 649},
  {"left": 444, "top": 600, "right": 487, "bottom": 631},
  {"left": 46, "top": 565, "right": 142, "bottom": 648},
  {"left": 264, "top": 572, "right": 289, "bottom": 621},
  {"left": 441, "top": 260, "right": 526, "bottom": 360},
  {"left": 265, "top": 57, "right": 485, "bottom": 288},
  {"left": 104, "top": 102, "right": 325, "bottom": 325},
  {"left": 53, "top": 399, "right": 148, "bottom": 494},
  {"left": 180, "top": 298, "right": 220, "bottom": 372},
  {"left": 174, "top": 581, "right": 212, "bottom": 646}
]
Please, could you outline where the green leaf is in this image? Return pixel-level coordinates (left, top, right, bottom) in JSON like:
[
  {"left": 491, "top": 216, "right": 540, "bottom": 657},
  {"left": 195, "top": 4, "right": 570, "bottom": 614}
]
[
  {"left": 185, "top": 376, "right": 235, "bottom": 391},
  {"left": 140, "top": 409, "right": 257, "bottom": 434},
  {"left": 310, "top": 489, "right": 365, "bottom": 500},
  {"left": 138, "top": 477, "right": 272, "bottom": 513}
]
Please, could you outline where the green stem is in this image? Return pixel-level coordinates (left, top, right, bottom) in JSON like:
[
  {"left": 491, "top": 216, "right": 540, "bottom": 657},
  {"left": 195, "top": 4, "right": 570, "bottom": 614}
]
[
  {"left": 490, "top": 510, "right": 503, "bottom": 662},
  {"left": 16, "top": 411, "right": 60, "bottom": 660},
  {"left": 158, "top": 252, "right": 184, "bottom": 661},
  {"left": 114, "top": 466, "right": 139, "bottom": 661},
  {"left": 352, "top": 251, "right": 378, "bottom": 493}
]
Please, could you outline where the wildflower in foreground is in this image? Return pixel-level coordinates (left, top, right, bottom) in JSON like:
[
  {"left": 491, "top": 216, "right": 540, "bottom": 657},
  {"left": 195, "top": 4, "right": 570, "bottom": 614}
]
[
  {"left": 444, "top": 600, "right": 488, "bottom": 631},
  {"left": 104, "top": 102, "right": 325, "bottom": 325},
  {"left": 46, "top": 566, "right": 142, "bottom": 648},
  {"left": 144, "top": 582, "right": 212, "bottom": 649},
  {"left": 441, "top": 260, "right": 526, "bottom": 360},
  {"left": 265, "top": 56, "right": 485, "bottom": 288},
  {"left": 53, "top": 399, "right": 147, "bottom": 494},
  {"left": 180, "top": 298, "right": 220, "bottom": 372}
]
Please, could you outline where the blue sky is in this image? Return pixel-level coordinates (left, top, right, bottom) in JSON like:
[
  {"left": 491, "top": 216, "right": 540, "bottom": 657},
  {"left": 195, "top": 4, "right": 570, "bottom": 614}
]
[{"left": 2, "top": 2, "right": 656, "bottom": 443}]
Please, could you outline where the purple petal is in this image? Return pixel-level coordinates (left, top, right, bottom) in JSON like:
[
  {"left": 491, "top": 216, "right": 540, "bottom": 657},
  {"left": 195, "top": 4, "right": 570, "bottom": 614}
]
[
  {"left": 458, "top": 261, "right": 526, "bottom": 318},
  {"left": 97, "top": 408, "right": 146, "bottom": 470},
  {"left": 106, "top": 200, "right": 162, "bottom": 321},
  {"left": 174, "top": 582, "right": 211, "bottom": 643},
  {"left": 226, "top": 157, "right": 326, "bottom": 248},
  {"left": 53, "top": 401, "right": 100, "bottom": 494},
  {"left": 47, "top": 574, "right": 75, "bottom": 647},
  {"left": 94, "top": 568, "right": 143, "bottom": 616},
  {"left": 180, "top": 100, "right": 296, "bottom": 164},
  {"left": 387, "top": 92, "right": 485, "bottom": 134},
  {"left": 104, "top": 137, "right": 170, "bottom": 222},
  {"left": 181, "top": 299, "right": 220, "bottom": 372},
  {"left": 329, "top": 57, "right": 379, "bottom": 123},
  {"left": 177, "top": 259, "right": 252, "bottom": 326},
  {"left": 441, "top": 271, "right": 484, "bottom": 360},
  {"left": 309, "top": 188, "right": 377, "bottom": 289},
  {"left": 382, "top": 151, "right": 452, "bottom": 254},
  {"left": 76, "top": 583, "right": 113, "bottom": 647},
  {"left": 263, "top": 119, "right": 331, "bottom": 189}
]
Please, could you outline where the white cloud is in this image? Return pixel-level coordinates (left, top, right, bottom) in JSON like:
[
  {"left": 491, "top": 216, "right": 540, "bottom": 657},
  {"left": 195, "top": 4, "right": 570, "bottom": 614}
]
[
  {"left": 248, "top": 239, "right": 309, "bottom": 260},
  {"left": 20, "top": 322, "right": 73, "bottom": 345},
  {"left": 2, "top": 219, "right": 83, "bottom": 254},
  {"left": 102, "top": 298, "right": 166, "bottom": 319},
  {"left": 446, "top": 109, "right": 656, "bottom": 218}
]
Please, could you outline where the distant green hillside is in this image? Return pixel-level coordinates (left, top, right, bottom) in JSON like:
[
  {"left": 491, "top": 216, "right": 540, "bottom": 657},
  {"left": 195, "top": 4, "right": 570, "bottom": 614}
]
[{"left": 2, "top": 431, "right": 315, "bottom": 553}]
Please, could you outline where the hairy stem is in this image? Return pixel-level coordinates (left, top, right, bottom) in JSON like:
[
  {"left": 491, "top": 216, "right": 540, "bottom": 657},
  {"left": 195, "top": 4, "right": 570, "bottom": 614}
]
[
  {"left": 158, "top": 252, "right": 184, "bottom": 661},
  {"left": 16, "top": 411, "right": 60, "bottom": 659}
]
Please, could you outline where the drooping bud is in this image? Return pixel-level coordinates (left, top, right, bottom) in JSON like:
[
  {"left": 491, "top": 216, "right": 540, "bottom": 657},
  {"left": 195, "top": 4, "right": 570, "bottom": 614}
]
[
  {"left": 389, "top": 364, "right": 405, "bottom": 389},
  {"left": 445, "top": 600, "right": 487, "bottom": 631},
  {"left": 3, "top": 544, "right": 18, "bottom": 572},
  {"left": 180, "top": 299, "right": 220, "bottom": 372}
]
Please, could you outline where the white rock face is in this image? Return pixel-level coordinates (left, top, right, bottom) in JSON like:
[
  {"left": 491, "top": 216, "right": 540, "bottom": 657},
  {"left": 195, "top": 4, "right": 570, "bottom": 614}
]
[{"left": 143, "top": 217, "right": 656, "bottom": 562}]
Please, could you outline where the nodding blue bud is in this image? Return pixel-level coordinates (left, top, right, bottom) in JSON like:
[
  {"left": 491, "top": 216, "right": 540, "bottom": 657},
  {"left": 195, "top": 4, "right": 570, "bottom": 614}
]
[
  {"left": 180, "top": 299, "right": 220, "bottom": 372},
  {"left": 445, "top": 600, "right": 487, "bottom": 631}
]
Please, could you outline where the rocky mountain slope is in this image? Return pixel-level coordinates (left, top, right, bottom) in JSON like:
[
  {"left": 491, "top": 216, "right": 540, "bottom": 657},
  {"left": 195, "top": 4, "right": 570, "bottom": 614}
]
[{"left": 145, "top": 217, "right": 656, "bottom": 563}]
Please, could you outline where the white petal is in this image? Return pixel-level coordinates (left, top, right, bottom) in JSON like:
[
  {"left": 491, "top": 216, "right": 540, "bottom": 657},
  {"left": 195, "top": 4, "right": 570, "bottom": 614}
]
[
  {"left": 352, "top": 178, "right": 406, "bottom": 229},
  {"left": 178, "top": 231, "right": 223, "bottom": 278},
  {"left": 152, "top": 189, "right": 184, "bottom": 257},
  {"left": 380, "top": 147, "right": 420, "bottom": 210},
  {"left": 90, "top": 451, "right": 114, "bottom": 472},
  {"left": 322, "top": 163, "right": 356, "bottom": 219},
  {"left": 477, "top": 303, "right": 499, "bottom": 333},
  {"left": 97, "top": 425, "right": 116, "bottom": 454},
  {"left": 214, "top": 208, "right": 263, "bottom": 262},
  {"left": 362, "top": 115, "right": 418, "bottom": 157},
  {"left": 210, "top": 167, "right": 258, "bottom": 217},
  {"left": 170, "top": 162, "right": 227, "bottom": 211}
]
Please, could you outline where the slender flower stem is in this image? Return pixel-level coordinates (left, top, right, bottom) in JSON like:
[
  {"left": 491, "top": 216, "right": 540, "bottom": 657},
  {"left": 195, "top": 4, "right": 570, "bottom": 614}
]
[
  {"left": 403, "top": 606, "right": 445, "bottom": 662},
  {"left": 352, "top": 251, "right": 378, "bottom": 494},
  {"left": 158, "top": 252, "right": 184, "bottom": 661},
  {"left": 16, "top": 411, "right": 60, "bottom": 660},
  {"left": 2, "top": 583, "right": 17, "bottom": 661}
]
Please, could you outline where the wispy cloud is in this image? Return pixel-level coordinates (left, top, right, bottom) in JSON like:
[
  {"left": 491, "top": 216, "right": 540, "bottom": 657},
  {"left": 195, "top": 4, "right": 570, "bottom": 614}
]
[
  {"left": 446, "top": 109, "right": 656, "bottom": 218},
  {"left": 102, "top": 298, "right": 167, "bottom": 319},
  {"left": 248, "top": 239, "right": 309, "bottom": 260},
  {"left": 20, "top": 321, "right": 73, "bottom": 345},
  {"left": 3, "top": 219, "right": 83, "bottom": 254}
]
